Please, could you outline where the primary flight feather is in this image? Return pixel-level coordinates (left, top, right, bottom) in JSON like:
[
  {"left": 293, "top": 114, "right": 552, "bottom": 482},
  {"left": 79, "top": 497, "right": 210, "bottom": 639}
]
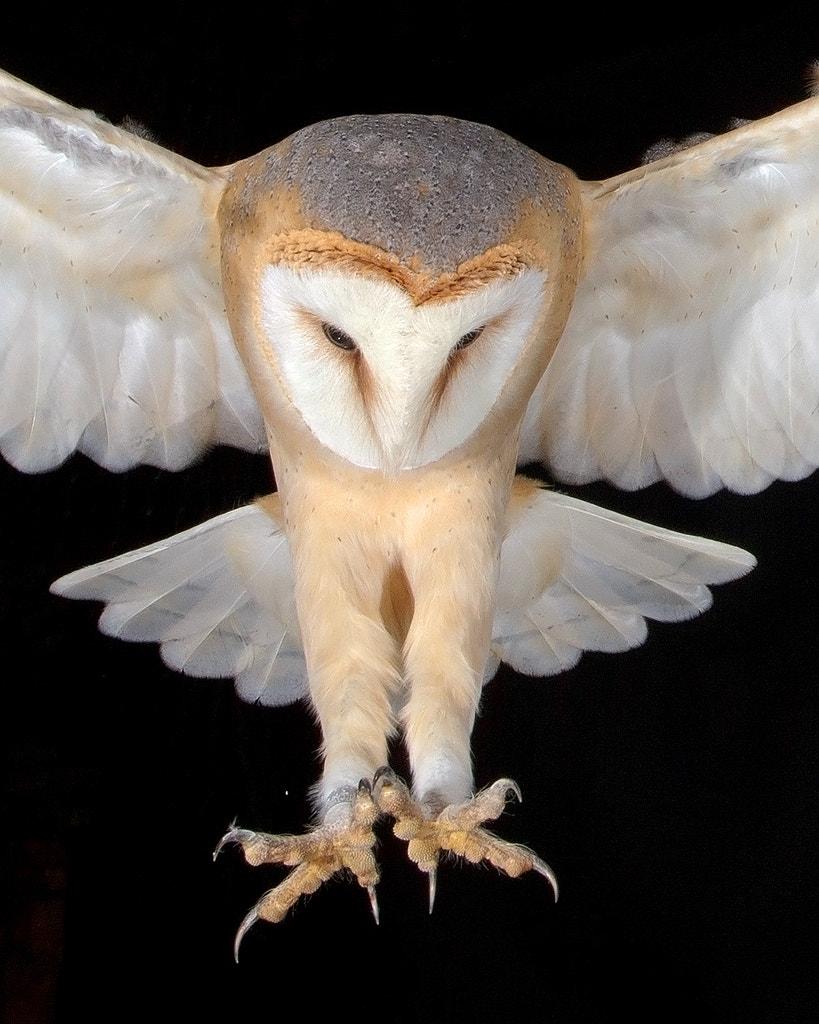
[{"left": 2, "top": 66, "right": 815, "bottom": 942}]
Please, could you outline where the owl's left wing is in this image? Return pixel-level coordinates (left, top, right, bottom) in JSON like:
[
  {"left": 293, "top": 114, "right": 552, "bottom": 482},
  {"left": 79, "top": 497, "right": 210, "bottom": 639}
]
[
  {"left": 0, "top": 69, "right": 265, "bottom": 473},
  {"left": 520, "top": 91, "right": 819, "bottom": 498}
]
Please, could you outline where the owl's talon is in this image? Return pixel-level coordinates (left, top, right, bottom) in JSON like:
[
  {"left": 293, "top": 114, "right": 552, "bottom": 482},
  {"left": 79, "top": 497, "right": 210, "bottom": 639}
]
[
  {"left": 213, "top": 821, "right": 249, "bottom": 862},
  {"left": 505, "top": 780, "right": 522, "bottom": 803},
  {"left": 367, "top": 884, "right": 380, "bottom": 925},
  {"left": 220, "top": 784, "right": 381, "bottom": 931},
  {"left": 233, "top": 907, "right": 259, "bottom": 963},
  {"left": 428, "top": 867, "right": 437, "bottom": 914},
  {"left": 375, "top": 774, "right": 557, "bottom": 904},
  {"left": 532, "top": 855, "right": 560, "bottom": 900},
  {"left": 373, "top": 764, "right": 395, "bottom": 786}
]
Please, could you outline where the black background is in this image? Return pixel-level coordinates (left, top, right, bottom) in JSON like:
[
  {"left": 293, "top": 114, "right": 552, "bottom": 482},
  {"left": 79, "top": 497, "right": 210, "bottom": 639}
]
[{"left": 2, "top": 9, "right": 819, "bottom": 1023}]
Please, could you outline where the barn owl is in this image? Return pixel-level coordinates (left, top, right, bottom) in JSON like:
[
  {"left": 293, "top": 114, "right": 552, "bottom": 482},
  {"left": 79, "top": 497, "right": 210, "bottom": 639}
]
[{"left": 2, "top": 66, "right": 817, "bottom": 952}]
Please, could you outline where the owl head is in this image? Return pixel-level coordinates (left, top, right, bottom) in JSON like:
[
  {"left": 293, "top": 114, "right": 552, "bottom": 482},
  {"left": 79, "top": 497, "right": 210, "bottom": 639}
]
[{"left": 218, "top": 114, "right": 583, "bottom": 474}]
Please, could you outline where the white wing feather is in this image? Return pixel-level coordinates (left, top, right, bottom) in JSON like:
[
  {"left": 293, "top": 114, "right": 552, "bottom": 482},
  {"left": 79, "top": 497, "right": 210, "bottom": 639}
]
[
  {"left": 491, "top": 486, "right": 755, "bottom": 678},
  {"left": 520, "top": 95, "right": 819, "bottom": 498},
  {"left": 50, "top": 499, "right": 306, "bottom": 706},
  {"left": 0, "top": 69, "right": 265, "bottom": 473}
]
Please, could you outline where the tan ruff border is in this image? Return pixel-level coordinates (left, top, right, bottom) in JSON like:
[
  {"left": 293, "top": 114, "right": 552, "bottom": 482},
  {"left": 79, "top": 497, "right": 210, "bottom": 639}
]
[{"left": 264, "top": 229, "right": 538, "bottom": 304}]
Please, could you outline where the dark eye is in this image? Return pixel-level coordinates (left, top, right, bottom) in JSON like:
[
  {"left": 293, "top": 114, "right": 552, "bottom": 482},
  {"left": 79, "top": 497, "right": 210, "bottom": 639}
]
[
  {"left": 322, "top": 322, "right": 357, "bottom": 351},
  {"left": 454, "top": 326, "right": 484, "bottom": 351}
]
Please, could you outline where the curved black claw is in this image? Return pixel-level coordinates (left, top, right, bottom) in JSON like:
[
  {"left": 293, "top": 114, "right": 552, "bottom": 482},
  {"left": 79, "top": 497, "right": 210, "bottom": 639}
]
[
  {"left": 367, "top": 885, "right": 380, "bottom": 925},
  {"left": 504, "top": 780, "right": 522, "bottom": 803},
  {"left": 233, "top": 906, "right": 259, "bottom": 963},
  {"left": 532, "top": 855, "right": 559, "bottom": 902},
  {"left": 372, "top": 765, "right": 396, "bottom": 787},
  {"left": 213, "top": 821, "right": 245, "bottom": 862}
]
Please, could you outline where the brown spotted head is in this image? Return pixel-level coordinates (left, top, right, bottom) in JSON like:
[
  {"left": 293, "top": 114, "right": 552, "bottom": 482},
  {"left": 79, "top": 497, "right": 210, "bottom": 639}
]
[{"left": 218, "top": 114, "right": 583, "bottom": 473}]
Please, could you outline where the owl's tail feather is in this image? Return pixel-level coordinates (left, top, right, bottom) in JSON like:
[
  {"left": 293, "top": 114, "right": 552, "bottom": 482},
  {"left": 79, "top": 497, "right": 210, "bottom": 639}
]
[
  {"left": 488, "top": 476, "right": 755, "bottom": 680},
  {"left": 51, "top": 495, "right": 307, "bottom": 706}
]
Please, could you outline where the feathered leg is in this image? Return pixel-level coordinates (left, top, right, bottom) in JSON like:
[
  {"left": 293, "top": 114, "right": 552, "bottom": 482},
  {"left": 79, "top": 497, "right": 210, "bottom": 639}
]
[
  {"left": 217, "top": 496, "right": 403, "bottom": 948},
  {"left": 379, "top": 479, "right": 557, "bottom": 906}
]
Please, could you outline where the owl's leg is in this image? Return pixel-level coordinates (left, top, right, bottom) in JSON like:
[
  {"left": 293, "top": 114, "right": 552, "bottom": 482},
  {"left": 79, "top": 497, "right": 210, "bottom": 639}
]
[
  {"left": 216, "top": 545, "right": 402, "bottom": 949},
  {"left": 382, "top": 526, "right": 557, "bottom": 907}
]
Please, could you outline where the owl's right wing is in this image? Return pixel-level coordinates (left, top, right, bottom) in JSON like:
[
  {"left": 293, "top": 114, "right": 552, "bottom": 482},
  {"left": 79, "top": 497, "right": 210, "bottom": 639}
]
[{"left": 0, "top": 69, "right": 265, "bottom": 474}]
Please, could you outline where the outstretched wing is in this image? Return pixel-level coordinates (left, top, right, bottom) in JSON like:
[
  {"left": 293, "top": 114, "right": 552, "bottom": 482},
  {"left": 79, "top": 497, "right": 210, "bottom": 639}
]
[
  {"left": 0, "top": 69, "right": 265, "bottom": 473},
  {"left": 520, "top": 92, "right": 819, "bottom": 498},
  {"left": 490, "top": 482, "right": 754, "bottom": 679},
  {"left": 51, "top": 496, "right": 306, "bottom": 706}
]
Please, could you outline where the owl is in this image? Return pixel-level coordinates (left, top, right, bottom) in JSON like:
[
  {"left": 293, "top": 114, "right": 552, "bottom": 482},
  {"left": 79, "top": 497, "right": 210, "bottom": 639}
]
[{"left": 2, "top": 66, "right": 817, "bottom": 954}]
